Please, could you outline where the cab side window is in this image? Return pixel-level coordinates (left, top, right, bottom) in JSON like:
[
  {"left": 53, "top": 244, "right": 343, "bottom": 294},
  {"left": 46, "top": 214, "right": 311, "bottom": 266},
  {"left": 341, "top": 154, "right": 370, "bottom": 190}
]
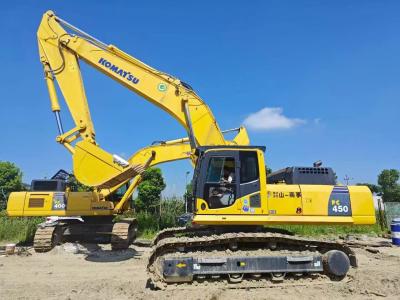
[{"left": 240, "top": 152, "right": 259, "bottom": 183}]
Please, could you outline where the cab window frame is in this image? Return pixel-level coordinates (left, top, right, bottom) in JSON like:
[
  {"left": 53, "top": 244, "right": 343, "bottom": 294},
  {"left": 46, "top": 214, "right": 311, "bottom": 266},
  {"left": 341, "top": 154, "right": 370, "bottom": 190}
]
[{"left": 239, "top": 151, "right": 259, "bottom": 184}]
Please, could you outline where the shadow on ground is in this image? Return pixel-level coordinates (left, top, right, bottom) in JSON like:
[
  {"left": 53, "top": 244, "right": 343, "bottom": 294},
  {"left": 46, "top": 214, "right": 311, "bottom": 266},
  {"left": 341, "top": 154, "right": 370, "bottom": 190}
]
[{"left": 64, "top": 243, "right": 144, "bottom": 262}]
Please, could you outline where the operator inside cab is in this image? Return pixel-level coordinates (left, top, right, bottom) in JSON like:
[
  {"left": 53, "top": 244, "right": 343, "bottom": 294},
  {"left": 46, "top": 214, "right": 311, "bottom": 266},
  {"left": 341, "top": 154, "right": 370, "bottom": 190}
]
[
  {"left": 206, "top": 158, "right": 236, "bottom": 209},
  {"left": 221, "top": 165, "right": 235, "bottom": 184}
]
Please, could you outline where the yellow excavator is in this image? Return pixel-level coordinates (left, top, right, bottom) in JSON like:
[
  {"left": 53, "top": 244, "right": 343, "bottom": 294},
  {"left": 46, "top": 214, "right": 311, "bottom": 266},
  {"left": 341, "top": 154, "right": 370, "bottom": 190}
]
[{"left": 7, "top": 11, "right": 375, "bottom": 287}]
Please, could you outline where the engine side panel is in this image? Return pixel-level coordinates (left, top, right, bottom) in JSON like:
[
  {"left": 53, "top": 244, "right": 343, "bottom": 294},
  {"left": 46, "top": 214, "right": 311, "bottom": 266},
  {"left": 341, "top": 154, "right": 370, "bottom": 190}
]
[
  {"left": 193, "top": 184, "right": 375, "bottom": 225},
  {"left": 7, "top": 191, "right": 114, "bottom": 216}
]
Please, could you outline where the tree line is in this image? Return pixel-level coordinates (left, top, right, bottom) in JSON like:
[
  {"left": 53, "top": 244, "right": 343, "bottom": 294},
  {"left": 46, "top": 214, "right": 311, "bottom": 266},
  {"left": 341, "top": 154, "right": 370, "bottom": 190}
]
[{"left": 357, "top": 169, "right": 400, "bottom": 202}]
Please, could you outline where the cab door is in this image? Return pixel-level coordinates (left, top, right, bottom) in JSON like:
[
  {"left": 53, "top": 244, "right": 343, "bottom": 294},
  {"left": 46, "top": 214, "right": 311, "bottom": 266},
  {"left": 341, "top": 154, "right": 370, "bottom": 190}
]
[
  {"left": 237, "top": 151, "right": 261, "bottom": 197},
  {"left": 235, "top": 150, "right": 263, "bottom": 214}
]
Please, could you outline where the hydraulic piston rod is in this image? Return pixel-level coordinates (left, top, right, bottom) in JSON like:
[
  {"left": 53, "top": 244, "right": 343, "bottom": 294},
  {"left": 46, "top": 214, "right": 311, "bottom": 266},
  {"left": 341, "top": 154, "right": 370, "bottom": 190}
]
[
  {"left": 54, "top": 111, "right": 64, "bottom": 135},
  {"left": 43, "top": 64, "right": 64, "bottom": 135}
]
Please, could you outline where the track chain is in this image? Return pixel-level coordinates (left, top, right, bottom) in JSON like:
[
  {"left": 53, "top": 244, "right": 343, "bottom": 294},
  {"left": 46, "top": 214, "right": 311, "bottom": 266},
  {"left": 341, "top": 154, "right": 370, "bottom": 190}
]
[
  {"left": 152, "top": 227, "right": 197, "bottom": 246},
  {"left": 151, "top": 226, "right": 294, "bottom": 246}
]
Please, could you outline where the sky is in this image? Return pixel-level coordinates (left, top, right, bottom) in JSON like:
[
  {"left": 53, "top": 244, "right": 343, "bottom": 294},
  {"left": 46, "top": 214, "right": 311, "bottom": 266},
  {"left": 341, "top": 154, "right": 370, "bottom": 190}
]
[{"left": 0, "top": 1, "right": 399, "bottom": 196}]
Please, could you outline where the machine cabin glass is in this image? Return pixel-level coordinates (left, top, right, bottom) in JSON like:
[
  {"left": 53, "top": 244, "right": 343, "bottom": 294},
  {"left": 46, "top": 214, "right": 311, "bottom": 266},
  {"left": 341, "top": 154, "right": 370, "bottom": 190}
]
[
  {"left": 204, "top": 156, "right": 236, "bottom": 208},
  {"left": 195, "top": 149, "right": 261, "bottom": 210},
  {"left": 238, "top": 151, "right": 261, "bottom": 198}
]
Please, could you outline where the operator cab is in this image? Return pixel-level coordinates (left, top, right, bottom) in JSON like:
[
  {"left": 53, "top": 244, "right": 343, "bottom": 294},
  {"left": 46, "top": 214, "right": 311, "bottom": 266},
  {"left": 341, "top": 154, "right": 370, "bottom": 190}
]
[
  {"left": 191, "top": 146, "right": 264, "bottom": 211},
  {"left": 30, "top": 169, "right": 69, "bottom": 192}
]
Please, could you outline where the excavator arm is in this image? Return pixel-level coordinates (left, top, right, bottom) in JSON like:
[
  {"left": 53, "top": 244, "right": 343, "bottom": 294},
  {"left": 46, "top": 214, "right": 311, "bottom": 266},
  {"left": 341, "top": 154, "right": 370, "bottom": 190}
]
[
  {"left": 104, "top": 137, "right": 193, "bottom": 213},
  {"left": 37, "top": 11, "right": 249, "bottom": 188}
]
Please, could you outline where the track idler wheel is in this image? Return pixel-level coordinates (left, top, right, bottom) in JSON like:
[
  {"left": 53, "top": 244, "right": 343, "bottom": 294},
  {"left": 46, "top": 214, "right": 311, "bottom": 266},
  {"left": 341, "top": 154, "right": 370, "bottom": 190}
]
[
  {"left": 228, "top": 273, "right": 244, "bottom": 283},
  {"left": 323, "top": 250, "right": 350, "bottom": 278},
  {"left": 271, "top": 272, "right": 286, "bottom": 282}
]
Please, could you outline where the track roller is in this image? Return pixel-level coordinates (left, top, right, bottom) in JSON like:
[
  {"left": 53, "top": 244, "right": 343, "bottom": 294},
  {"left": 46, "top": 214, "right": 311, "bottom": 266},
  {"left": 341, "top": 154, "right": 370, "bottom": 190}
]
[{"left": 228, "top": 273, "right": 244, "bottom": 283}]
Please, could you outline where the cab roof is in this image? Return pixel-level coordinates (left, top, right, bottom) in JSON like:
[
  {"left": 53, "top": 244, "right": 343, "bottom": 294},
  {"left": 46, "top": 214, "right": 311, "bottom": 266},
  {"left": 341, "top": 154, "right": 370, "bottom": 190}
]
[{"left": 196, "top": 145, "right": 266, "bottom": 155}]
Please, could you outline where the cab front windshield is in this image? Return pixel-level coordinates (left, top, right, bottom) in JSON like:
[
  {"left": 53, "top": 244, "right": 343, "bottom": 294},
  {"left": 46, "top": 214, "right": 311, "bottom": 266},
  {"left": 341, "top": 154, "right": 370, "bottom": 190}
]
[
  {"left": 206, "top": 157, "right": 235, "bottom": 183},
  {"left": 205, "top": 157, "right": 236, "bottom": 208}
]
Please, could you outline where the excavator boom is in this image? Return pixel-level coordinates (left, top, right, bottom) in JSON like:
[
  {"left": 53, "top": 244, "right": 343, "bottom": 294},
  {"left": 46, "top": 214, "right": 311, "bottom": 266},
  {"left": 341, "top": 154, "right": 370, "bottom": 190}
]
[{"left": 37, "top": 11, "right": 249, "bottom": 188}]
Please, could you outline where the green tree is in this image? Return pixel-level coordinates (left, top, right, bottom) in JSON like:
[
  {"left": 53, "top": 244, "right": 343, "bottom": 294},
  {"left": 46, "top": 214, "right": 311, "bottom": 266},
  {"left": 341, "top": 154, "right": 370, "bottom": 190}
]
[
  {"left": 159, "top": 197, "right": 185, "bottom": 228},
  {"left": 266, "top": 166, "right": 272, "bottom": 175},
  {"left": 135, "top": 168, "right": 166, "bottom": 214},
  {"left": 183, "top": 182, "right": 193, "bottom": 212},
  {"left": 184, "top": 182, "right": 193, "bottom": 199},
  {"left": 378, "top": 169, "right": 400, "bottom": 202},
  {"left": 67, "top": 175, "right": 93, "bottom": 192},
  {"left": 0, "top": 161, "right": 24, "bottom": 210}
]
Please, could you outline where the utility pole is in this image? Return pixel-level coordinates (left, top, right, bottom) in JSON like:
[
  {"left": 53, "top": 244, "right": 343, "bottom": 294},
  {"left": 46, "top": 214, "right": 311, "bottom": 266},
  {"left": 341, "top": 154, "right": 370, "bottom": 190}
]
[{"left": 343, "top": 174, "right": 353, "bottom": 186}]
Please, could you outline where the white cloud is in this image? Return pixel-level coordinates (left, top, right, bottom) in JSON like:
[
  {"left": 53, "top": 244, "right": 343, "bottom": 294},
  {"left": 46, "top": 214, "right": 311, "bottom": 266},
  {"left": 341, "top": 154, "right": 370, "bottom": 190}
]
[{"left": 243, "top": 107, "right": 306, "bottom": 131}]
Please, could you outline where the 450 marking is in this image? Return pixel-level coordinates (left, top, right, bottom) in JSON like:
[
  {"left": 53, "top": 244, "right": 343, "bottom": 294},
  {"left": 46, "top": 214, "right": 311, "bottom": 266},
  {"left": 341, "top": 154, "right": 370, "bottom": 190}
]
[{"left": 331, "top": 199, "right": 349, "bottom": 213}]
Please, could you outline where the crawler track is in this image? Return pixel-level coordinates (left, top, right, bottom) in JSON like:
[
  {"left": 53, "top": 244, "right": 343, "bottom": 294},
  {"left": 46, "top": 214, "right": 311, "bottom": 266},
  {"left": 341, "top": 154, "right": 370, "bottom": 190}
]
[
  {"left": 33, "top": 226, "right": 61, "bottom": 252},
  {"left": 147, "top": 231, "right": 356, "bottom": 289},
  {"left": 152, "top": 272, "right": 351, "bottom": 291},
  {"left": 111, "top": 220, "right": 138, "bottom": 250},
  {"left": 32, "top": 218, "right": 137, "bottom": 252}
]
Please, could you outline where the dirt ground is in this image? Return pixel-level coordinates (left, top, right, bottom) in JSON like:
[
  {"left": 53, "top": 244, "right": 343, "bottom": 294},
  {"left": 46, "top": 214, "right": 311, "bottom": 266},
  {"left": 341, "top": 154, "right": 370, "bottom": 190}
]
[{"left": 0, "top": 238, "right": 399, "bottom": 300}]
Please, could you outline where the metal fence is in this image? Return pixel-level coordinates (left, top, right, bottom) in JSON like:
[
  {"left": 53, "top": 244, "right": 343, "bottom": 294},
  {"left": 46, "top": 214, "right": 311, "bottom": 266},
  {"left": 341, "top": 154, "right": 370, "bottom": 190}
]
[{"left": 384, "top": 202, "right": 400, "bottom": 227}]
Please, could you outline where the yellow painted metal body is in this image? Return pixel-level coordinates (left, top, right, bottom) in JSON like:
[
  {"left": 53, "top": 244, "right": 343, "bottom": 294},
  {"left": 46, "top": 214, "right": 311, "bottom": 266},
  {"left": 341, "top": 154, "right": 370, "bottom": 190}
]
[
  {"left": 193, "top": 149, "right": 375, "bottom": 226},
  {"left": 193, "top": 186, "right": 375, "bottom": 225},
  {"left": 7, "top": 191, "right": 113, "bottom": 217}
]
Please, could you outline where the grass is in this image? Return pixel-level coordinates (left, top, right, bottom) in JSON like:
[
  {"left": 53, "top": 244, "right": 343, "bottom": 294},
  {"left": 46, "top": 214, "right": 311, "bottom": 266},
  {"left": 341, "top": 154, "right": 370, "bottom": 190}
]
[
  {"left": 268, "top": 209, "right": 386, "bottom": 237},
  {"left": 138, "top": 229, "right": 158, "bottom": 240},
  {"left": 0, "top": 210, "right": 43, "bottom": 244},
  {"left": 269, "top": 223, "right": 384, "bottom": 237}
]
